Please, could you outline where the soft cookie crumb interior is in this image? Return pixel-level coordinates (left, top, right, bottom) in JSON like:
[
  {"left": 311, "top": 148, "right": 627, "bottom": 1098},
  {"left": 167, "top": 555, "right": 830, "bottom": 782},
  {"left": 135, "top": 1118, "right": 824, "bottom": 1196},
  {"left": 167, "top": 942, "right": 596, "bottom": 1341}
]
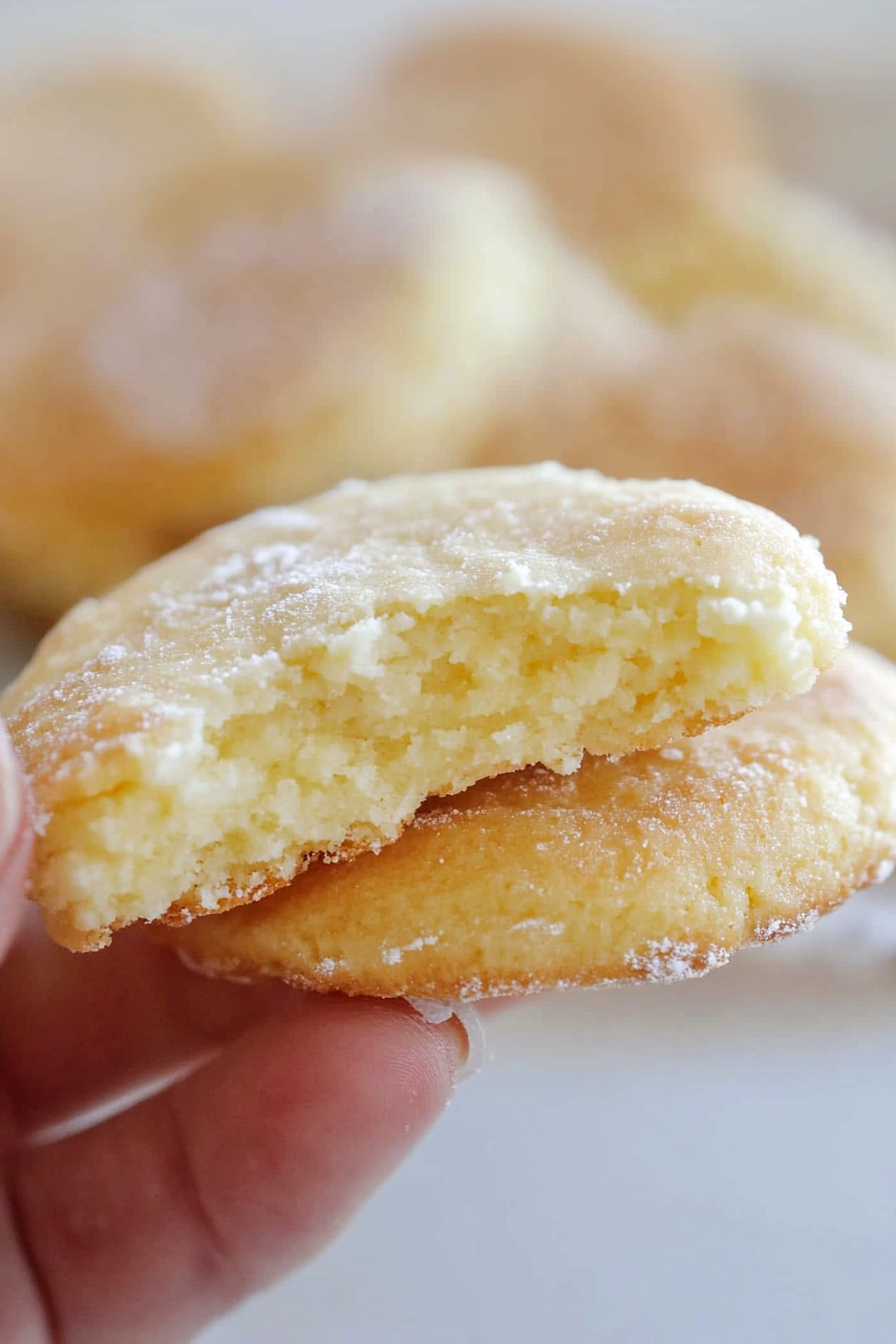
[
  {"left": 45, "top": 575, "right": 833, "bottom": 943},
  {"left": 157, "top": 647, "right": 896, "bottom": 1000}
]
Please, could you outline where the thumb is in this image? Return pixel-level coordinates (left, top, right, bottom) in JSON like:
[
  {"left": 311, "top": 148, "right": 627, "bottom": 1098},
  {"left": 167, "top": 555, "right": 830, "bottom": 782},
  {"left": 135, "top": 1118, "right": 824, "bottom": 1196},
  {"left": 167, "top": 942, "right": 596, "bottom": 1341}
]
[{"left": 0, "top": 722, "right": 31, "bottom": 959}]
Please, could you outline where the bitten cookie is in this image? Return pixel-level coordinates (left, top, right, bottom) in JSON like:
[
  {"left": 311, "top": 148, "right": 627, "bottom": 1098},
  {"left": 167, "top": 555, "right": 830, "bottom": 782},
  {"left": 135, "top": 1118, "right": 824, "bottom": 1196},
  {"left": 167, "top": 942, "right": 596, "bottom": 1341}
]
[
  {"left": 0, "top": 465, "right": 846, "bottom": 951},
  {"left": 159, "top": 647, "right": 896, "bottom": 1000}
]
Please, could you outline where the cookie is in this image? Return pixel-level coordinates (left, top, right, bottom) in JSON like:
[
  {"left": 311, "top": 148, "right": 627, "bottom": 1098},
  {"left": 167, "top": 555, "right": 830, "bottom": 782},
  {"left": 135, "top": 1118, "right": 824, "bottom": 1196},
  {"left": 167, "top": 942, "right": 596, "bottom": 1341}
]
[
  {"left": 0, "top": 61, "right": 277, "bottom": 621},
  {"left": 158, "top": 647, "right": 896, "bottom": 999},
  {"left": 609, "top": 178, "right": 896, "bottom": 355},
  {"left": 354, "top": 20, "right": 763, "bottom": 250},
  {"left": 0, "top": 158, "right": 570, "bottom": 620},
  {"left": 0, "top": 465, "right": 846, "bottom": 951},
  {"left": 481, "top": 302, "right": 896, "bottom": 660},
  {"left": 0, "top": 59, "right": 269, "bottom": 282}
]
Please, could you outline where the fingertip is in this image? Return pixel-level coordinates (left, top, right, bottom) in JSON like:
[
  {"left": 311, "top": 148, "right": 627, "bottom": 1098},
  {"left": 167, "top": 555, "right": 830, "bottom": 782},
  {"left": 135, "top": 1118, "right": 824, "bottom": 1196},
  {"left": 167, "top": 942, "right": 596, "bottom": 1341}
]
[
  {"left": 0, "top": 720, "right": 31, "bottom": 951},
  {"left": 168, "top": 993, "right": 466, "bottom": 1281},
  {"left": 269, "top": 992, "right": 466, "bottom": 1133},
  {"left": 355, "top": 995, "right": 471, "bottom": 1082},
  {"left": 0, "top": 720, "right": 23, "bottom": 854}
]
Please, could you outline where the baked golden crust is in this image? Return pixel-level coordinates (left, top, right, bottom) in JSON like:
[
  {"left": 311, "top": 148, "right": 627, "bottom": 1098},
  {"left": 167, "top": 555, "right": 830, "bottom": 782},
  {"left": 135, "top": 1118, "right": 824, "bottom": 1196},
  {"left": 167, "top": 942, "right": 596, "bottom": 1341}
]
[
  {"left": 0, "top": 466, "right": 846, "bottom": 950},
  {"left": 355, "top": 20, "right": 763, "bottom": 249},
  {"left": 157, "top": 647, "right": 896, "bottom": 999}
]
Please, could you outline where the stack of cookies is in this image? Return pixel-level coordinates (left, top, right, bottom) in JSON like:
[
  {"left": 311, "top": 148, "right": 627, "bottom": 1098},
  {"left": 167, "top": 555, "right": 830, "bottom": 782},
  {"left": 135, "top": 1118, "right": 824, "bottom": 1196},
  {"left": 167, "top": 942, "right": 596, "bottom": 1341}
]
[{"left": 4, "top": 465, "right": 896, "bottom": 1001}]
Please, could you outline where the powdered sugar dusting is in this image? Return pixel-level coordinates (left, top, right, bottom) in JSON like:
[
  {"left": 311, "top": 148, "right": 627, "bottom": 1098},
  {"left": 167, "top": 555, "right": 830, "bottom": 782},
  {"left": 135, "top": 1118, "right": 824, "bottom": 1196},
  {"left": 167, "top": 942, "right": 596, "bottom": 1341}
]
[
  {"left": 174, "top": 946, "right": 256, "bottom": 985},
  {"left": 751, "top": 910, "right": 821, "bottom": 945},
  {"left": 130, "top": 467, "right": 790, "bottom": 662},
  {"left": 313, "top": 956, "right": 347, "bottom": 978},
  {"left": 624, "top": 938, "right": 732, "bottom": 983},
  {"left": 866, "top": 858, "right": 896, "bottom": 888},
  {"left": 509, "top": 917, "right": 566, "bottom": 936},
  {"left": 381, "top": 933, "right": 441, "bottom": 965},
  {"left": 758, "top": 888, "right": 896, "bottom": 971}
]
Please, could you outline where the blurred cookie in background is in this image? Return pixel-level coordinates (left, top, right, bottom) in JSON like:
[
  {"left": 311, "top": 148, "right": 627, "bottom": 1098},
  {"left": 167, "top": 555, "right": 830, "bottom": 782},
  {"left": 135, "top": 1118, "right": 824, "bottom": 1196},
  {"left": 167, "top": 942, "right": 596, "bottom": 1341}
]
[
  {"left": 353, "top": 21, "right": 896, "bottom": 358},
  {"left": 0, "top": 59, "right": 275, "bottom": 315},
  {"left": 0, "top": 492, "right": 161, "bottom": 632},
  {"left": 0, "top": 57, "right": 281, "bottom": 530},
  {"left": 0, "top": 156, "right": 599, "bottom": 621},
  {"left": 350, "top": 20, "right": 765, "bottom": 254},
  {"left": 611, "top": 178, "right": 896, "bottom": 356},
  {"left": 480, "top": 300, "right": 896, "bottom": 660}
]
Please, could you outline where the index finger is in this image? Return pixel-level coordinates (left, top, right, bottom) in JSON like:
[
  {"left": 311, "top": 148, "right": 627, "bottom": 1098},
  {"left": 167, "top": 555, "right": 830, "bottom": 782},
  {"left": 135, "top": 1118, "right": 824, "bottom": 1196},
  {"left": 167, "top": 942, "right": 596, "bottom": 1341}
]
[{"left": 0, "top": 721, "right": 32, "bottom": 958}]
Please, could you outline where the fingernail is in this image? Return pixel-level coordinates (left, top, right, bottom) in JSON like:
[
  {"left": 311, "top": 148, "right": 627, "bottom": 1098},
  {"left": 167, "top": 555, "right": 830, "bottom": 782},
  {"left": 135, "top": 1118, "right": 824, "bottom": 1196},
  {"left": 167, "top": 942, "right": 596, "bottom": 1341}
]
[
  {"left": 406, "top": 997, "right": 487, "bottom": 1082},
  {"left": 438, "top": 1016, "right": 472, "bottom": 1076}
]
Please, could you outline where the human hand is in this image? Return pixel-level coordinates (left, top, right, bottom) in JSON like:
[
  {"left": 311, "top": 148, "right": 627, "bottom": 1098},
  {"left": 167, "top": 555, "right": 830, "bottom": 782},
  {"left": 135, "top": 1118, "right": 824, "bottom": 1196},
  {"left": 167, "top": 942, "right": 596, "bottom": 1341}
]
[{"left": 0, "top": 721, "right": 469, "bottom": 1344}]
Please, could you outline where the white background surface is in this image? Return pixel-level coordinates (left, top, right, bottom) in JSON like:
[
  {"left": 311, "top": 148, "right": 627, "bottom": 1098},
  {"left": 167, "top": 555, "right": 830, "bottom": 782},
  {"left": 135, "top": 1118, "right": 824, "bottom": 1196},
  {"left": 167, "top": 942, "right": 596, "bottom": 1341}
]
[
  {"left": 2, "top": 2, "right": 896, "bottom": 1341},
  {"left": 3, "top": 0, "right": 896, "bottom": 72},
  {"left": 201, "top": 928, "right": 896, "bottom": 1344}
]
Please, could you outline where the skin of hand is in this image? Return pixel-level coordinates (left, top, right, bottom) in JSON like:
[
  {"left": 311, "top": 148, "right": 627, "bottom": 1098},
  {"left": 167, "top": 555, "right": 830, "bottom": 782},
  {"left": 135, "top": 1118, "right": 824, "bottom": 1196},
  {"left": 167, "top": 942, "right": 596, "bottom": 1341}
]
[{"left": 0, "top": 720, "right": 471, "bottom": 1344}]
